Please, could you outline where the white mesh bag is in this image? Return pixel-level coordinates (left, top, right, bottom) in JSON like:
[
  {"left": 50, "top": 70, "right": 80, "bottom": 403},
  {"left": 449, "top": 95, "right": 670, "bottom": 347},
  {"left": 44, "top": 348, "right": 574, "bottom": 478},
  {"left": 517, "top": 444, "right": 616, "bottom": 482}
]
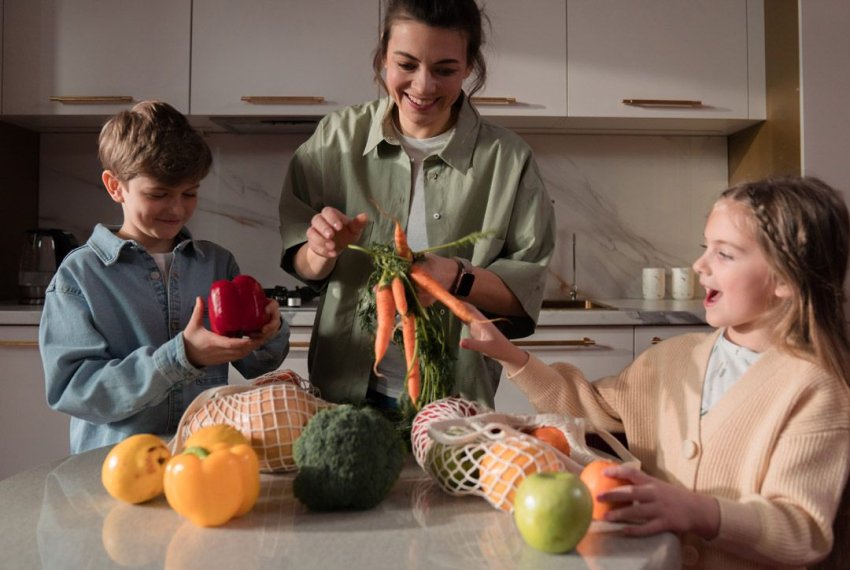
[
  {"left": 170, "top": 370, "right": 334, "bottom": 472},
  {"left": 415, "top": 398, "right": 638, "bottom": 512}
]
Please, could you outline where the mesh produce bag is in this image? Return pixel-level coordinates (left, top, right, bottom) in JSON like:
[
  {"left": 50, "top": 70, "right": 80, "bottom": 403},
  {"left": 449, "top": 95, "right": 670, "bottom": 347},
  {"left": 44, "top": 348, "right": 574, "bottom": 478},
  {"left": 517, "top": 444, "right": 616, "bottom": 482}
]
[
  {"left": 170, "top": 370, "right": 333, "bottom": 472},
  {"left": 413, "top": 397, "right": 638, "bottom": 512}
]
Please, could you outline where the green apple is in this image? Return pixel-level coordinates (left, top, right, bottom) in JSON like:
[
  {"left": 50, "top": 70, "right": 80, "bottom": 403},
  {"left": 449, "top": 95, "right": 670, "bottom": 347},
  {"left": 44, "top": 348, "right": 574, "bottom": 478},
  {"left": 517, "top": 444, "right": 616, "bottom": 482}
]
[
  {"left": 513, "top": 471, "right": 593, "bottom": 553},
  {"left": 426, "top": 441, "right": 483, "bottom": 492}
]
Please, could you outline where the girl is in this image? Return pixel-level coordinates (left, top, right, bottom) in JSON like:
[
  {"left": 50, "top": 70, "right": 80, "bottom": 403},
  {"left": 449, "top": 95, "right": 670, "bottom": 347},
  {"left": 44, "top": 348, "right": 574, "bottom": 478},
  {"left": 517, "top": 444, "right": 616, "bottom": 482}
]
[
  {"left": 278, "top": 0, "right": 555, "bottom": 408},
  {"left": 461, "top": 176, "right": 850, "bottom": 569}
]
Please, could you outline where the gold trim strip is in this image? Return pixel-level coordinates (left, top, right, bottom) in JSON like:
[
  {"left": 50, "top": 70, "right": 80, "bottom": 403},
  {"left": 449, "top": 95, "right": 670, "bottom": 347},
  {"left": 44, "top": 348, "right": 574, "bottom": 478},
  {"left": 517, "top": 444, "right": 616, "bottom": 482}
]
[
  {"left": 513, "top": 337, "right": 597, "bottom": 348},
  {"left": 622, "top": 99, "right": 703, "bottom": 107},
  {"left": 471, "top": 96, "right": 518, "bottom": 105},
  {"left": 49, "top": 96, "right": 134, "bottom": 104},
  {"left": 240, "top": 96, "right": 325, "bottom": 105}
]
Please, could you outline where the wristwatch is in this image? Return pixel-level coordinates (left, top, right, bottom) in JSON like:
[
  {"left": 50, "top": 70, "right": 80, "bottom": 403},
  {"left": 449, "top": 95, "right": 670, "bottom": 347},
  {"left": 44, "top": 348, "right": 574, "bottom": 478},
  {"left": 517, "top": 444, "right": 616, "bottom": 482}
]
[{"left": 451, "top": 257, "right": 476, "bottom": 298}]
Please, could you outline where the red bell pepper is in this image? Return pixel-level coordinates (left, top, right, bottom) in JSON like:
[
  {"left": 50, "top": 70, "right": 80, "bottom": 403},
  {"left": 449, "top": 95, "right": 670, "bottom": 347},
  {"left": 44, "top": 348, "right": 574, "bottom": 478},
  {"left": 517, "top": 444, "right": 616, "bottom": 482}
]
[{"left": 208, "top": 275, "right": 269, "bottom": 337}]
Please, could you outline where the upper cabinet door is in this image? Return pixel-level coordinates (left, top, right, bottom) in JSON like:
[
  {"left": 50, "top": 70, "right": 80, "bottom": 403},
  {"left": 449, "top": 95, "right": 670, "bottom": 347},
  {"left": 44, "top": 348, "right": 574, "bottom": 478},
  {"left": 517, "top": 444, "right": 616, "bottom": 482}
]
[
  {"left": 567, "top": 0, "right": 764, "bottom": 120},
  {"left": 191, "top": 1, "right": 379, "bottom": 116},
  {"left": 471, "top": 0, "right": 566, "bottom": 117},
  {"left": 2, "top": 0, "right": 191, "bottom": 115}
]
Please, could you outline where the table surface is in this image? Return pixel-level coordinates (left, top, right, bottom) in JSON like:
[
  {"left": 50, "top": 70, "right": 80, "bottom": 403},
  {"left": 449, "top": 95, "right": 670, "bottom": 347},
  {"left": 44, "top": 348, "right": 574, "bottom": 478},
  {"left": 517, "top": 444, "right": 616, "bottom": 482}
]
[{"left": 0, "top": 446, "right": 681, "bottom": 570}]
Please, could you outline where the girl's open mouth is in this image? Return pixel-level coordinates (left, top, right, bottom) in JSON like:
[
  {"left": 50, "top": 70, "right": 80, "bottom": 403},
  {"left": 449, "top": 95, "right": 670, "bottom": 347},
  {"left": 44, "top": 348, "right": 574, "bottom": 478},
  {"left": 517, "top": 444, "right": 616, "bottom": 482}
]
[{"left": 704, "top": 288, "right": 721, "bottom": 306}]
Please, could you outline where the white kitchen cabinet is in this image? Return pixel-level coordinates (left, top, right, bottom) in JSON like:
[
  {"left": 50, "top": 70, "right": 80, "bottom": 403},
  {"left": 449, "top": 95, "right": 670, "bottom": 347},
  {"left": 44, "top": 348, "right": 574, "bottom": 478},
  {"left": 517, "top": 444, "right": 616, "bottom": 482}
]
[
  {"left": 0, "top": 325, "right": 70, "bottom": 481},
  {"left": 470, "top": 0, "right": 566, "bottom": 117},
  {"left": 2, "top": 0, "right": 191, "bottom": 116},
  {"left": 494, "top": 326, "right": 634, "bottom": 415},
  {"left": 633, "top": 325, "right": 714, "bottom": 356},
  {"left": 191, "top": 0, "right": 379, "bottom": 118},
  {"left": 566, "top": 0, "right": 765, "bottom": 124}
]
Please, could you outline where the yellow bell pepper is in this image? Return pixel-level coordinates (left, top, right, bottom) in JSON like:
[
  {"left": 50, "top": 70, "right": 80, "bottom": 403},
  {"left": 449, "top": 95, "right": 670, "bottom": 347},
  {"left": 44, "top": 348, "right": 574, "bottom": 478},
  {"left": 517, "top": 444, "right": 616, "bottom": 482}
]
[{"left": 163, "top": 442, "right": 260, "bottom": 527}]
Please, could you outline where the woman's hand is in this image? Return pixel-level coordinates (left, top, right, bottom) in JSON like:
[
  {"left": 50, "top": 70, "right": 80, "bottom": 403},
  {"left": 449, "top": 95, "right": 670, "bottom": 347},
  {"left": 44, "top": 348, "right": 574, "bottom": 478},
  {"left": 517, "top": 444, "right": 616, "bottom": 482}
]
[
  {"left": 306, "top": 207, "right": 368, "bottom": 259},
  {"left": 598, "top": 464, "right": 720, "bottom": 540},
  {"left": 413, "top": 253, "right": 458, "bottom": 306},
  {"left": 459, "top": 304, "right": 530, "bottom": 373},
  {"left": 182, "top": 297, "right": 271, "bottom": 368}
]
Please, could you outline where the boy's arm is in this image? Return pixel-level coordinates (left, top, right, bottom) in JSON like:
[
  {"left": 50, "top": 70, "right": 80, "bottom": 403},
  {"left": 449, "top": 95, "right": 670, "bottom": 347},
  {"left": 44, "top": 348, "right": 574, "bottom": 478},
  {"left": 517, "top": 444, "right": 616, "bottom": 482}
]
[
  {"left": 230, "top": 313, "right": 290, "bottom": 380},
  {"left": 39, "top": 286, "right": 204, "bottom": 424}
]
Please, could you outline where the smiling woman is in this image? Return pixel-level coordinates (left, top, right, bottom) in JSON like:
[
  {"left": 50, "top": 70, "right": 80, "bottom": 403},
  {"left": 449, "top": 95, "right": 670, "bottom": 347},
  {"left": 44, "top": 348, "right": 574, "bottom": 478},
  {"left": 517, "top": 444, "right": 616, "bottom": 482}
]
[{"left": 278, "top": 0, "right": 556, "bottom": 410}]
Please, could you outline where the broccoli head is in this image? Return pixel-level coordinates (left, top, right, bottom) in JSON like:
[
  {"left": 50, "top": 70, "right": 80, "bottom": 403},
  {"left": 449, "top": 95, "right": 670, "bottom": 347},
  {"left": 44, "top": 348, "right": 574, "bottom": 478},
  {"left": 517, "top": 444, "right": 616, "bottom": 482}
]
[{"left": 293, "top": 404, "right": 406, "bottom": 511}]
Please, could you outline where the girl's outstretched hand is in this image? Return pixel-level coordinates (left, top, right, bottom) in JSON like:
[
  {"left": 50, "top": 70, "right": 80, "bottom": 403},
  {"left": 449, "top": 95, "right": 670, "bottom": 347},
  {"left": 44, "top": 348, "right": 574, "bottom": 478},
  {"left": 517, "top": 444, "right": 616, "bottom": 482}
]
[
  {"left": 459, "top": 303, "right": 530, "bottom": 373},
  {"left": 598, "top": 464, "right": 720, "bottom": 540}
]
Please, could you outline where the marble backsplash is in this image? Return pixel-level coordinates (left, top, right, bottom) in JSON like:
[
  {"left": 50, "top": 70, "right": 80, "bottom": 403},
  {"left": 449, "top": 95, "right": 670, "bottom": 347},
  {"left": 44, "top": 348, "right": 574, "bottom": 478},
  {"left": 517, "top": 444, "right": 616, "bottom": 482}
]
[{"left": 38, "top": 132, "right": 726, "bottom": 300}]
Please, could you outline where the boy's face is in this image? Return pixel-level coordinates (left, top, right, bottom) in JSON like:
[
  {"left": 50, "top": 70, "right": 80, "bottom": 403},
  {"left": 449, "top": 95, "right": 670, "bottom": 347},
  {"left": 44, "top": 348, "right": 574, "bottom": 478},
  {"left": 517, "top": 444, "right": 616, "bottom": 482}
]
[{"left": 103, "top": 172, "right": 199, "bottom": 254}]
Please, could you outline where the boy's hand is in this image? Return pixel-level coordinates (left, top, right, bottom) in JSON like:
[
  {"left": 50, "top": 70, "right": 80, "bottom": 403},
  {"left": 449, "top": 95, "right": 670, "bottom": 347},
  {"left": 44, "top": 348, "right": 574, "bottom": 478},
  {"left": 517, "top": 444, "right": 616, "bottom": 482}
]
[
  {"left": 596, "top": 464, "right": 720, "bottom": 540},
  {"left": 459, "top": 303, "right": 530, "bottom": 373},
  {"left": 247, "top": 298, "right": 283, "bottom": 345},
  {"left": 183, "top": 297, "right": 270, "bottom": 368}
]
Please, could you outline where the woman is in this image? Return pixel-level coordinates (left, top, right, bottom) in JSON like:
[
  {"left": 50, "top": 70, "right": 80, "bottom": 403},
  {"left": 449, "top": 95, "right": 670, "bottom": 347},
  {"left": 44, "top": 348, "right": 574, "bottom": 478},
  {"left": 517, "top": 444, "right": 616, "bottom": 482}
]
[{"left": 278, "top": 0, "right": 555, "bottom": 407}]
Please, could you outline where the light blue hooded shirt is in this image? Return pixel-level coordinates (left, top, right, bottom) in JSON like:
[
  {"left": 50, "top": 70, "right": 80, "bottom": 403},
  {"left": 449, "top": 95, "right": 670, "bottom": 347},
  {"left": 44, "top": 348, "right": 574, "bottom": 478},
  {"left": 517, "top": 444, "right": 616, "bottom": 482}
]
[{"left": 39, "top": 224, "right": 289, "bottom": 453}]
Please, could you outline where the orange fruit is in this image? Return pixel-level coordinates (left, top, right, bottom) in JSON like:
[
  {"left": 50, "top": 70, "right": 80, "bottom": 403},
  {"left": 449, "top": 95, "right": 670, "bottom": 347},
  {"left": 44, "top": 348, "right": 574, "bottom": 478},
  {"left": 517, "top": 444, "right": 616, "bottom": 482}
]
[
  {"left": 579, "top": 459, "right": 628, "bottom": 520},
  {"left": 528, "top": 425, "right": 571, "bottom": 456},
  {"left": 479, "top": 437, "right": 562, "bottom": 511}
]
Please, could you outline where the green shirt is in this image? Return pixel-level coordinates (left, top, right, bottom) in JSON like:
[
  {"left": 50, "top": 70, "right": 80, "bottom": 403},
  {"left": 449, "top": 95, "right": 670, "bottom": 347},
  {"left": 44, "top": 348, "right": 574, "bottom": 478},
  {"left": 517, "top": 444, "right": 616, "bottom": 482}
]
[{"left": 279, "top": 95, "right": 555, "bottom": 407}]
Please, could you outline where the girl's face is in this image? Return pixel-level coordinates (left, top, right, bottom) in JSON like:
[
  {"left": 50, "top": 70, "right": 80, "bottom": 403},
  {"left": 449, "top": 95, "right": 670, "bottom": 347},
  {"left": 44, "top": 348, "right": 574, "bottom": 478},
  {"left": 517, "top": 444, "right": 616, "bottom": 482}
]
[
  {"left": 384, "top": 19, "right": 472, "bottom": 139},
  {"left": 104, "top": 172, "right": 199, "bottom": 253},
  {"left": 692, "top": 199, "right": 788, "bottom": 351}
]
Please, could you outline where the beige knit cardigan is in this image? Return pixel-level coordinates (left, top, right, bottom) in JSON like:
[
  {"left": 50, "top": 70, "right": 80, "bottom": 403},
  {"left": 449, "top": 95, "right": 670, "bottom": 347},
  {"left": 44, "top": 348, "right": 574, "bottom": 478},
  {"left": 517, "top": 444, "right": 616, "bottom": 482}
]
[{"left": 509, "top": 329, "right": 850, "bottom": 569}]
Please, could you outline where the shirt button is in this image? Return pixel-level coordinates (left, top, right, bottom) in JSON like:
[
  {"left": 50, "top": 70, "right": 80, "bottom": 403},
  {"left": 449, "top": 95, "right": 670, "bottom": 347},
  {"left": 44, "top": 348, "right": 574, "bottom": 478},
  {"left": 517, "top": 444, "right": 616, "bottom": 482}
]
[
  {"left": 682, "top": 439, "right": 699, "bottom": 459},
  {"left": 431, "top": 172, "right": 439, "bottom": 180},
  {"left": 433, "top": 213, "right": 442, "bottom": 220},
  {"left": 682, "top": 545, "right": 699, "bottom": 566}
]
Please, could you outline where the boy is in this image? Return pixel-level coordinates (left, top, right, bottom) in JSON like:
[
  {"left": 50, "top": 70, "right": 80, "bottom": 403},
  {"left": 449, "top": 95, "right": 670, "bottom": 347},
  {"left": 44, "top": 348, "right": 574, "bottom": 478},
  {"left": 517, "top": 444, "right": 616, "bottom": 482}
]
[{"left": 40, "top": 100, "right": 289, "bottom": 454}]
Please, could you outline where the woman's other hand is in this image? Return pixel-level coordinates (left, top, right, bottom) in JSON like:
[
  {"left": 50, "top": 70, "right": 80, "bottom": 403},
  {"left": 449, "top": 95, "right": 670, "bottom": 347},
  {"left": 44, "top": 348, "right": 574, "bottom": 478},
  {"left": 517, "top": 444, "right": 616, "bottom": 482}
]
[
  {"left": 413, "top": 253, "right": 458, "bottom": 306},
  {"left": 459, "top": 303, "right": 530, "bottom": 372},
  {"left": 598, "top": 464, "right": 721, "bottom": 540},
  {"left": 182, "top": 297, "right": 271, "bottom": 367},
  {"left": 306, "top": 207, "right": 368, "bottom": 259}
]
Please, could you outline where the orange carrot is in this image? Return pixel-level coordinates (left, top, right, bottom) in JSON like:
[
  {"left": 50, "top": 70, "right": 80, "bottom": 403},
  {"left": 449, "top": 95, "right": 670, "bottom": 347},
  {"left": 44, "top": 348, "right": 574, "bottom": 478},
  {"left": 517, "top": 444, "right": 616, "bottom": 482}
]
[
  {"left": 409, "top": 265, "right": 476, "bottom": 323},
  {"left": 391, "top": 276, "right": 408, "bottom": 316},
  {"left": 402, "top": 314, "right": 420, "bottom": 404},
  {"left": 394, "top": 220, "right": 413, "bottom": 260},
  {"left": 373, "top": 284, "right": 395, "bottom": 375}
]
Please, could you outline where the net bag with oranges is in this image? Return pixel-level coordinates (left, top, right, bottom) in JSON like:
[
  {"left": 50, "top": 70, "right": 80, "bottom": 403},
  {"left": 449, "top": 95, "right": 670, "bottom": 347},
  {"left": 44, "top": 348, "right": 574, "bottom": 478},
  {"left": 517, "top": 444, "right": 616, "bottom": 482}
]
[
  {"left": 413, "top": 397, "right": 638, "bottom": 512},
  {"left": 169, "top": 370, "right": 334, "bottom": 473}
]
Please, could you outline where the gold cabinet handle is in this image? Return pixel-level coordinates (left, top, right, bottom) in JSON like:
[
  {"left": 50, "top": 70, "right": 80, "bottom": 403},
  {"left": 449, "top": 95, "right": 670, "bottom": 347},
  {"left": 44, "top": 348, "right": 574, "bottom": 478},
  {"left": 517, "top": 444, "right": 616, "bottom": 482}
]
[
  {"left": 240, "top": 96, "right": 325, "bottom": 105},
  {"left": 651, "top": 336, "right": 663, "bottom": 345},
  {"left": 471, "top": 96, "right": 518, "bottom": 105},
  {"left": 0, "top": 340, "right": 38, "bottom": 348},
  {"left": 622, "top": 99, "right": 703, "bottom": 107},
  {"left": 49, "top": 96, "right": 134, "bottom": 105},
  {"left": 290, "top": 341, "right": 310, "bottom": 349},
  {"left": 513, "top": 337, "right": 597, "bottom": 348}
]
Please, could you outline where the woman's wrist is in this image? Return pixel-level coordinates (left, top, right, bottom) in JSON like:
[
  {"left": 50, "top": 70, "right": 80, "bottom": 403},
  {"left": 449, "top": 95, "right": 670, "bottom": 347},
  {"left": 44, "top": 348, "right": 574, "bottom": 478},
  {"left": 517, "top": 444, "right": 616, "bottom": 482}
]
[{"left": 296, "top": 243, "right": 336, "bottom": 281}]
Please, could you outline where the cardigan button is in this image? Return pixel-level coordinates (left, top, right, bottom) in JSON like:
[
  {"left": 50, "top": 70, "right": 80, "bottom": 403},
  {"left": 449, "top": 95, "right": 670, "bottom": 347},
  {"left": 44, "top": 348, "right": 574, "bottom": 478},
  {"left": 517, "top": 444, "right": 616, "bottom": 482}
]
[
  {"left": 682, "top": 545, "right": 699, "bottom": 566},
  {"left": 682, "top": 439, "right": 699, "bottom": 459}
]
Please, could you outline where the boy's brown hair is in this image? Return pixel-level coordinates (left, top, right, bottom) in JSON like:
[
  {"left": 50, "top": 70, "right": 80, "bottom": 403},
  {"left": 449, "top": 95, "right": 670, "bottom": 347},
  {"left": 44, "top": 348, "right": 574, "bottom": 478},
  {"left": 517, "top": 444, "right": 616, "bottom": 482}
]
[{"left": 97, "top": 100, "right": 212, "bottom": 186}]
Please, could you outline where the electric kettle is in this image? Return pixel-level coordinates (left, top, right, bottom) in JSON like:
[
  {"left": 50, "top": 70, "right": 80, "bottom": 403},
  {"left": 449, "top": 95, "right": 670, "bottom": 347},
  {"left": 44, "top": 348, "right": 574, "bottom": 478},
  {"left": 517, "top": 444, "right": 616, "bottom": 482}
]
[{"left": 18, "top": 229, "right": 79, "bottom": 305}]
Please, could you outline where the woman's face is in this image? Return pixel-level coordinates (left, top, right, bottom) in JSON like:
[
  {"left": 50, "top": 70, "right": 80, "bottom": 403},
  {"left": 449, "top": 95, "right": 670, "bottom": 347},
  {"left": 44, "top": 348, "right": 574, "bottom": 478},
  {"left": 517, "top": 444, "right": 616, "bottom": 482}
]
[
  {"left": 384, "top": 19, "right": 472, "bottom": 139},
  {"left": 692, "top": 199, "right": 786, "bottom": 351}
]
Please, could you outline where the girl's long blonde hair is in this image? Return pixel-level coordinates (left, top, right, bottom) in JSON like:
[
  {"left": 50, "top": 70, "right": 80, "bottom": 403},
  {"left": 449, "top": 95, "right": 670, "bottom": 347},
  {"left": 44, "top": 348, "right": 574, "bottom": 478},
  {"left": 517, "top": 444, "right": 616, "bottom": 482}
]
[{"left": 722, "top": 177, "right": 850, "bottom": 384}]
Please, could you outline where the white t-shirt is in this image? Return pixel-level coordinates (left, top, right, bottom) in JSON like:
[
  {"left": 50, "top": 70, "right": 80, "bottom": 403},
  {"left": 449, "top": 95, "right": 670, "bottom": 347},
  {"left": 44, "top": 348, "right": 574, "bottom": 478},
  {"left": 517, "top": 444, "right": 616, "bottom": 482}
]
[
  {"left": 370, "top": 127, "right": 453, "bottom": 399},
  {"left": 700, "top": 333, "right": 762, "bottom": 416},
  {"left": 150, "top": 251, "right": 174, "bottom": 279}
]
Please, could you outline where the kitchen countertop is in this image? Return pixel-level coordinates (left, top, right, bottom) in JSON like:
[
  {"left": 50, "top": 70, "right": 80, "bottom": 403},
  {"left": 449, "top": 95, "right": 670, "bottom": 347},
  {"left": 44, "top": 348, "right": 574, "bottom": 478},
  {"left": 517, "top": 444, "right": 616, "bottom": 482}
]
[
  {"left": 1, "top": 299, "right": 706, "bottom": 327},
  {"left": 0, "top": 445, "right": 681, "bottom": 569}
]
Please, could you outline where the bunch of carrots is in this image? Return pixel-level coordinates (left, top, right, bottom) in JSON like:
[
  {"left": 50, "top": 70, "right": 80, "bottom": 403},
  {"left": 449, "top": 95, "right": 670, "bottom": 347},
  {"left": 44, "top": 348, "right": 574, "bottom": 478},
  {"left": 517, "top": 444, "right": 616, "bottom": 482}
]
[{"left": 351, "top": 222, "right": 486, "bottom": 415}]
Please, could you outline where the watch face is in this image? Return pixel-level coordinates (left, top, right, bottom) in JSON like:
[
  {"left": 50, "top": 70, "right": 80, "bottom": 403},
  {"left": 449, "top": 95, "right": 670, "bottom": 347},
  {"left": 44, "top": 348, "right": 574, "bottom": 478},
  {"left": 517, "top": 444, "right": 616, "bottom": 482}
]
[{"left": 456, "top": 271, "right": 475, "bottom": 297}]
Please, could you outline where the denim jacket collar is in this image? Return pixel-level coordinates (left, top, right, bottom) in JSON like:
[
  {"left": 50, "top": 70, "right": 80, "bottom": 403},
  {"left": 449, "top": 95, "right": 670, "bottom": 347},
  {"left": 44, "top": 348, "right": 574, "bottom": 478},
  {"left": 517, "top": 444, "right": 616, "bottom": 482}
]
[
  {"left": 87, "top": 223, "right": 203, "bottom": 266},
  {"left": 363, "top": 92, "right": 480, "bottom": 173}
]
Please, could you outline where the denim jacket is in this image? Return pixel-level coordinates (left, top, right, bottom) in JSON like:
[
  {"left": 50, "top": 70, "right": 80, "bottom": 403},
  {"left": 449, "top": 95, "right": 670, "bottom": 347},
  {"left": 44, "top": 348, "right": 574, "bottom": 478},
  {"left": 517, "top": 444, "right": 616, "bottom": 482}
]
[{"left": 39, "top": 224, "right": 289, "bottom": 453}]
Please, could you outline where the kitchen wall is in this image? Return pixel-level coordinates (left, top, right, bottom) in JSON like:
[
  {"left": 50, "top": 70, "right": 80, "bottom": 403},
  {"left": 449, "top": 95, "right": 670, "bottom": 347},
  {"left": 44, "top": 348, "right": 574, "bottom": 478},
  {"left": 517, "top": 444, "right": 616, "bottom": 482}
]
[{"left": 37, "top": 131, "right": 726, "bottom": 300}]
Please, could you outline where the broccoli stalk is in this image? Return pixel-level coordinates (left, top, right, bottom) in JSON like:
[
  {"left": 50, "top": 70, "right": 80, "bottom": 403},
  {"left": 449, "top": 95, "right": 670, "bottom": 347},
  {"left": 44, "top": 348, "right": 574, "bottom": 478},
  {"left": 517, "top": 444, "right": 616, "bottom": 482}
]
[{"left": 293, "top": 405, "right": 406, "bottom": 510}]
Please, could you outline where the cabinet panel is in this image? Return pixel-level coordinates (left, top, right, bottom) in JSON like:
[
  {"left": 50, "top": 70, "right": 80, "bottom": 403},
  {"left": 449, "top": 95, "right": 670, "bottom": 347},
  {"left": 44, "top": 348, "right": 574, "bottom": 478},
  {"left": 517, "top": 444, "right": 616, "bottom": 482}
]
[
  {"left": 494, "top": 326, "right": 633, "bottom": 415},
  {"left": 191, "top": 0, "right": 379, "bottom": 116},
  {"left": 634, "top": 325, "right": 714, "bottom": 356},
  {"left": 472, "top": 0, "right": 566, "bottom": 117},
  {"left": 0, "top": 326, "right": 69, "bottom": 480},
  {"left": 567, "top": 0, "right": 761, "bottom": 120},
  {"left": 2, "top": 0, "right": 191, "bottom": 115}
]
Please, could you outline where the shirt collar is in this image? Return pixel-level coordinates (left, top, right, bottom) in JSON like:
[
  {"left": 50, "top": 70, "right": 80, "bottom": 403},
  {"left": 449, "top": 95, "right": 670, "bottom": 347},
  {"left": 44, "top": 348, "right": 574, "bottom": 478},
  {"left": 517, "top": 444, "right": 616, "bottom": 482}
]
[
  {"left": 88, "top": 223, "right": 201, "bottom": 265},
  {"left": 363, "top": 92, "right": 480, "bottom": 173}
]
